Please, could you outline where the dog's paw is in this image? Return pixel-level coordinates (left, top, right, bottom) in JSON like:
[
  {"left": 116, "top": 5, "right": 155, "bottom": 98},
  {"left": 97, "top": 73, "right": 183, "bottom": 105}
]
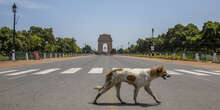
[
  {"left": 156, "top": 100, "right": 161, "bottom": 104},
  {"left": 135, "top": 102, "right": 140, "bottom": 105},
  {"left": 120, "top": 101, "right": 126, "bottom": 104}
]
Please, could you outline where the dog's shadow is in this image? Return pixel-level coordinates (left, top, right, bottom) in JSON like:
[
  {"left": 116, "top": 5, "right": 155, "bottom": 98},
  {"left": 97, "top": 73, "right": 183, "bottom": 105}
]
[{"left": 90, "top": 102, "right": 160, "bottom": 107}]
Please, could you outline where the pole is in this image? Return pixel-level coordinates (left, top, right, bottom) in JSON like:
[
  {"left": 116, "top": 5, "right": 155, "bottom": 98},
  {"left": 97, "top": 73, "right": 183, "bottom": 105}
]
[
  {"left": 128, "top": 42, "right": 130, "bottom": 54},
  {"left": 72, "top": 37, "right": 74, "bottom": 54},
  {"left": 151, "top": 28, "right": 154, "bottom": 56},
  {"left": 12, "top": 3, "right": 17, "bottom": 61}
]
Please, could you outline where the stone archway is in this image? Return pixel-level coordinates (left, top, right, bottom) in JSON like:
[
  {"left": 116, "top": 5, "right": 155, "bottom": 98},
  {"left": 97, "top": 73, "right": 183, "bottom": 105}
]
[{"left": 98, "top": 33, "right": 112, "bottom": 54}]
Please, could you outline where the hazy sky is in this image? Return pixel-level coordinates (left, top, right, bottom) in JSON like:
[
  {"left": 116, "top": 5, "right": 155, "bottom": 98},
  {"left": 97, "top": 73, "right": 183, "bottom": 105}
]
[{"left": 0, "top": 0, "right": 219, "bottom": 50}]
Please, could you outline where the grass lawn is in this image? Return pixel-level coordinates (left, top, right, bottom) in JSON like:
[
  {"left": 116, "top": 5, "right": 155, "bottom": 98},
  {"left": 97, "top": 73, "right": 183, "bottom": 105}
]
[{"left": 0, "top": 54, "right": 10, "bottom": 61}]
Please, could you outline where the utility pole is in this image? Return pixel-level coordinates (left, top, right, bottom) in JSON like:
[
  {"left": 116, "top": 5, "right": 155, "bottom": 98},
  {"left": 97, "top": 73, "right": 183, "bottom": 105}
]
[{"left": 12, "top": 3, "right": 17, "bottom": 61}]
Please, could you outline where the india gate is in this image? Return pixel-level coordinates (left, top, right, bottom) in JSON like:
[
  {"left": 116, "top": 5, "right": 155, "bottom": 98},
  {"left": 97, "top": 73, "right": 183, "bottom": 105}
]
[{"left": 98, "top": 33, "right": 112, "bottom": 54}]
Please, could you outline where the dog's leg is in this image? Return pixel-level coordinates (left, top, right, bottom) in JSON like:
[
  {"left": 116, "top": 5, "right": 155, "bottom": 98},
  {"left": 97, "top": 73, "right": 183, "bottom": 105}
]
[
  {"left": 93, "top": 83, "right": 114, "bottom": 104},
  {"left": 133, "top": 86, "right": 140, "bottom": 104},
  {"left": 144, "top": 86, "right": 161, "bottom": 104},
  {"left": 115, "top": 82, "right": 126, "bottom": 104}
]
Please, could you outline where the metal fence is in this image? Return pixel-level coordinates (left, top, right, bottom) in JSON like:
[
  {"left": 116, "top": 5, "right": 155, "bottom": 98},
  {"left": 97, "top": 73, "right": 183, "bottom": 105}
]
[
  {"left": 124, "top": 52, "right": 220, "bottom": 63},
  {"left": 0, "top": 52, "right": 87, "bottom": 61}
]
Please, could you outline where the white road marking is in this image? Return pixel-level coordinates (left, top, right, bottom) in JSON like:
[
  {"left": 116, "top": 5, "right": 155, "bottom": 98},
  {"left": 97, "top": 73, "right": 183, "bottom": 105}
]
[
  {"left": 33, "top": 68, "right": 60, "bottom": 75},
  {"left": 167, "top": 70, "right": 182, "bottom": 75},
  {"left": 0, "top": 70, "right": 18, "bottom": 74},
  {"left": 5, "top": 69, "right": 39, "bottom": 76},
  {"left": 194, "top": 70, "right": 220, "bottom": 75},
  {"left": 61, "top": 68, "right": 81, "bottom": 74},
  {"left": 175, "top": 69, "right": 209, "bottom": 76},
  {"left": 88, "top": 68, "right": 103, "bottom": 74}
]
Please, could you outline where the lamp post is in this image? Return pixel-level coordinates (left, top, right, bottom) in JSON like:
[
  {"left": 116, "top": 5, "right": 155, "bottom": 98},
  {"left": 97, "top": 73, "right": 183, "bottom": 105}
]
[
  {"left": 12, "top": 3, "right": 17, "bottom": 61},
  {"left": 151, "top": 28, "right": 155, "bottom": 56},
  {"left": 128, "top": 42, "right": 130, "bottom": 54}
]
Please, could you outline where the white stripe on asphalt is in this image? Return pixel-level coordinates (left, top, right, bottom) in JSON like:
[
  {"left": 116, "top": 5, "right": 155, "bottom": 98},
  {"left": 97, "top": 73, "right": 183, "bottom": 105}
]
[
  {"left": 88, "top": 68, "right": 103, "bottom": 74},
  {"left": 0, "top": 70, "right": 18, "bottom": 74},
  {"left": 33, "top": 68, "right": 60, "bottom": 75},
  {"left": 61, "top": 68, "right": 81, "bottom": 74},
  {"left": 167, "top": 70, "right": 181, "bottom": 75},
  {"left": 194, "top": 70, "right": 220, "bottom": 75},
  {"left": 5, "top": 69, "right": 39, "bottom": 76},
  {"left": 175, "top": 69, "right": 209, "bottom": 76}
]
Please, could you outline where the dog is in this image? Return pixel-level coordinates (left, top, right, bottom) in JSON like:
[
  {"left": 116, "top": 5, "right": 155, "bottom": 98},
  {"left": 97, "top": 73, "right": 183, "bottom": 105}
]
[{"left": 93, "top": 66, "right": 170, "bottom": 104}]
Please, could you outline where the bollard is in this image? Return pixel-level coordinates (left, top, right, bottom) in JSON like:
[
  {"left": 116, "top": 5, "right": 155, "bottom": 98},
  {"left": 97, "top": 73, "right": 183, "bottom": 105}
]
[
  {"left": 25, "top": 52, "right": 29, "bottom": 61},
  {"left": 212, "top": 53, "right": 218, "bottom": 63},
  {"left": 172, "top": 53, "right": 176, "bottom": 60},
  {"left": 166, "top": 53, "right": 168, "bottom": 58},
  {"left": 55, "top": 53, "right": 57, "bottom": 58},
  {"left": 182, "top": 53, "right": 185, "bottom": 60},
  {"left": 44, "top": 53, "right": 46, "bottom": 59},
  {"left": 50, "top": 53, "right": 52, "bottom": 58},
  {"left": 195, "top": 53, "right": 199, "bottom": 62},
  {"left": 160, "top": 53, "right": 162, "bottom": 58}
]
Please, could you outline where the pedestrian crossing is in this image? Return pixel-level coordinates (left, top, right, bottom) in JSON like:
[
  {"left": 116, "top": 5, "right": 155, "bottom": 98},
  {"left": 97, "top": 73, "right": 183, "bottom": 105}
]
[
  {"left": 61, "top": 68, "right": 81, "bottom": 74},
  {"left": 33, "top": 68, "right": 60, "bottom": 75},
  {"left": 0, "top": 67, "right": 220, "bottom": 79},
  {"left": 88, "top": 68, "right": 103, "bottom": 74},
  {"left": 6, "top": 69, "right": 39, "bottom": 76}
]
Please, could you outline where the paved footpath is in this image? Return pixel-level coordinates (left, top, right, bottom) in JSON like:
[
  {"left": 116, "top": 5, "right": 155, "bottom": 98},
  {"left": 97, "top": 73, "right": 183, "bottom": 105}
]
[{"left": 0, "top": 56, "right": 220, "bottom": 110}]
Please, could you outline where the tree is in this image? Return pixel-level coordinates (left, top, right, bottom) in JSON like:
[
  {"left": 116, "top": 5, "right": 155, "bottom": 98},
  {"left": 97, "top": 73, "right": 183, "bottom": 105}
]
[
  {"left": 29, "top": 35, "right": 43, "bottom": 51},
  {"left": 200, "top": 21, "right": 220, "bottom": 52},
  {"left": 0, "top": 27, "right": 13, "bottom": 57},
  {"left": 82, "top": 45, "right": 93, "bottom": 53},
  {"left": 111, "top": 48, "right": 117, "bottom": 54}
]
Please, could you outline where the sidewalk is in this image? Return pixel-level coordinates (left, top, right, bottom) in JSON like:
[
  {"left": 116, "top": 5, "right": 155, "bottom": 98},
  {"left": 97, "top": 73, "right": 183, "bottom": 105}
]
[
  {"left": 122, "top": 55, "right": 220, "bottom": 70},
  {"left": 0, "top": 56, "right": 88, "bottom": 69}
]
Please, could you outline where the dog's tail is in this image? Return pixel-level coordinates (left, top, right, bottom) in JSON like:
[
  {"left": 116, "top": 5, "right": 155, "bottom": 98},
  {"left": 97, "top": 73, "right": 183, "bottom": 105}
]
[{"left": 94, "top": 86, "right": 104, "bottom": 91}]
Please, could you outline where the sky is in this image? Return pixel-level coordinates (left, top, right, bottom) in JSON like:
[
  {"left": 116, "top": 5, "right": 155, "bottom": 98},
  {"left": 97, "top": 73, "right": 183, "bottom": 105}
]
[{"left": 0, "top": 0, "right": 220, "bottom": 50}]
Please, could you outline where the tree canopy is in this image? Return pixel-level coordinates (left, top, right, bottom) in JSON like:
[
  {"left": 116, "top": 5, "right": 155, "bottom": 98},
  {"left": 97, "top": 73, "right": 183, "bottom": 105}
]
[
  {"left": 128, "top": 21, "right": 220, "bottom": 53},
  {"left": 0, "top": 26, "right": 82, "bottom": 57}
]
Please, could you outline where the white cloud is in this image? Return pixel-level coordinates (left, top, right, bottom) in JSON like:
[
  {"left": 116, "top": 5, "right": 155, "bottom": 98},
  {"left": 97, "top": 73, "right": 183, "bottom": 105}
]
[{"left": 0, "top": 0, "right": 50, "bottom": 9}]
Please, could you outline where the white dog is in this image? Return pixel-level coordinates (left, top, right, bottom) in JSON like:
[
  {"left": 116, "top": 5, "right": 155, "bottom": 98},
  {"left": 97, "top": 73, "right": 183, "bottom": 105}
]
[{"left": 93, "top": 66, "right": 170, "bottom": 104}]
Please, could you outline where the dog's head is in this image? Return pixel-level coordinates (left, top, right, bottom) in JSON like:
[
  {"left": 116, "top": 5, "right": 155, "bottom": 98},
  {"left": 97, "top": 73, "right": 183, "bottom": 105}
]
[{"left": 150, "top": 66, "right": 171, "bottom": 80}]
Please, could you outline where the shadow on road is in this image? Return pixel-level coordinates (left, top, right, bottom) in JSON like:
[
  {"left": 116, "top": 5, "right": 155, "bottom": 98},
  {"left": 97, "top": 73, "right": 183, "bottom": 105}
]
[{"left": 90, "top": 102, "right": 160, "bottom": 107}]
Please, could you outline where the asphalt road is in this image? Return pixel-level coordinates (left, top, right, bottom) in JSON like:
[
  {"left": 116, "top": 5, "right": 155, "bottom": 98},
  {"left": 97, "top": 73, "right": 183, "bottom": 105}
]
[{"left": 0, "top": 55, "right": 220, "bottom": 110}]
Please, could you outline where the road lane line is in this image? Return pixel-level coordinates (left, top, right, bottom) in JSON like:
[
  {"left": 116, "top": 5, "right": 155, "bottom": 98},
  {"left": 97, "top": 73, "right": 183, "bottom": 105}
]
[
  {"left": 33, "top": 68, "right": 60, "bottom": 75},
  {"left": 5, "top": 69, "right": 39, "bottom": 76},
  {"left": 175, "top": 69, "right": 209, "bottom": 76},
  {"left": 194, "top": 70, "right": 220, "bottom": 75},
  {"left": 167, "top": 70, "right": 181, "bottom": 75},
  {"left": 88, "top": 68, "right": 103, "bottom": 74},
  {"left": 61, "top": 68, "right": 81, "bottom": 74},
  {"left": 0, "top": 70, "right": 18, "bottom": 74}
]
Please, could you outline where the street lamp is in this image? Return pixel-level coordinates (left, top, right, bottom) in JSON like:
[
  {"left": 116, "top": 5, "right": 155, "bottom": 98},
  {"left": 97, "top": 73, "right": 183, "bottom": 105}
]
[
  {"left": 12, "top": 3, "right": 17, "bottom": 61},
  {"left": 128, "top": 42, "right": 130, "bottom": 54}
]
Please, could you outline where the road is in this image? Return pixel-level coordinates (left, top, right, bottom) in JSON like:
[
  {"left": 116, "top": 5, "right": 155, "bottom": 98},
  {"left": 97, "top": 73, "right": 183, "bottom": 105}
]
[{"left": 0, "top": 55, "right": 220, "bottom": 110}]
